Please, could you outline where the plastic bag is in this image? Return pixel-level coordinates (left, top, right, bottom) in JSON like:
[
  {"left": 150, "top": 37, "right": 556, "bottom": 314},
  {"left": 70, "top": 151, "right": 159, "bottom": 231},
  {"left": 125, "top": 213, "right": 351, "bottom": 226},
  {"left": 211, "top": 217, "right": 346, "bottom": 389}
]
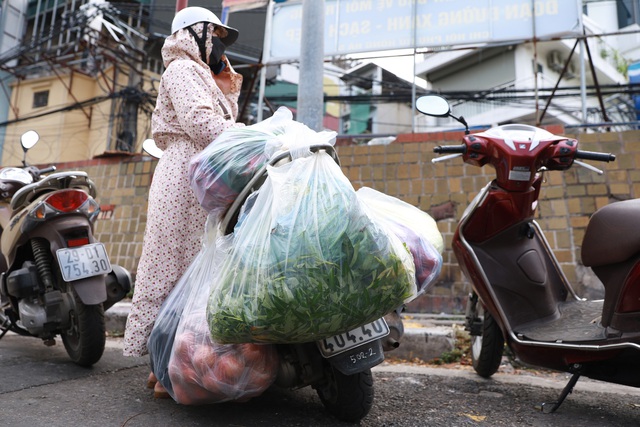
[
  {"left": 147, "top": 220, "right": 279, "bottom": 405},
  {"left": 189, "top": 107, "right": 298, "bottom": 221},
  {"left": 356, "top": 187, "right": 444, "bottom": 294},
  {"left": 188, "top": 129, "right": 268, "bottom": 220},
  {"left": 207, "top": 140, "right": 417, "bottom": 344}
]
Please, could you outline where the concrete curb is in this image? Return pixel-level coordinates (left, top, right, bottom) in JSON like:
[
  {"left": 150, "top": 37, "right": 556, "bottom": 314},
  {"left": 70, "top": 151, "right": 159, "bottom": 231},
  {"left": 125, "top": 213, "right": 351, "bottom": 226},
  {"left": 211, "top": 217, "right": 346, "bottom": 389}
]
[{"left": 105, "top": 302, "right": 462, "bottom": 362}]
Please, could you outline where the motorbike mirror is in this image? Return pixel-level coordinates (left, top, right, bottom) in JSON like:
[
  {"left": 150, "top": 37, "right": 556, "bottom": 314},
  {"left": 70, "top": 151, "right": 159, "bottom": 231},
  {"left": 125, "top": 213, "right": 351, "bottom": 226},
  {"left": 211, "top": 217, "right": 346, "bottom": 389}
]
[
  {"left": 142, "top": 138, "right": 163, "bottom": 159},
  {"left": 416, "top": 95, "right": 451, "bottom": 117},
  {"left": 416, "top": 95, "right": 470, "bottom": 134},
  {"left": 20, "top": 130, "right": 40, "bottom": 151}
]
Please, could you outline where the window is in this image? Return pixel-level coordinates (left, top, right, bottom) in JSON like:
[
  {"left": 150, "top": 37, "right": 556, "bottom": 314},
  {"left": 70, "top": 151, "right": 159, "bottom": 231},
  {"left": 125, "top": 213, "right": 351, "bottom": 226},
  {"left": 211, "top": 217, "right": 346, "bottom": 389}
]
[
  {"left": 617, "top": 0, "right": 640, "bottom": 28},
  {"left": 33, "top": 90, "right": 49, "bottom": 108}
]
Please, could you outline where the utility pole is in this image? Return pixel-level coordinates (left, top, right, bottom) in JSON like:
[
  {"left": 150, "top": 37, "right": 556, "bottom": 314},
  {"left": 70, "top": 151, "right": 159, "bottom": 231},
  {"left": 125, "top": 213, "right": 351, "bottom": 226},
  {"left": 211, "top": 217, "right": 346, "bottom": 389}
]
[
  {"left": 117, "top": 0, "right": 186, "bottom": 151},
  {"left": 119, "top": 52, "right": 142, "bottom": 151},
  {"left": 296, "top": 0, "right": 324, "bottom": 131},
  {"left": 117, "top": 20, "right": 147, "bottom": 152}
]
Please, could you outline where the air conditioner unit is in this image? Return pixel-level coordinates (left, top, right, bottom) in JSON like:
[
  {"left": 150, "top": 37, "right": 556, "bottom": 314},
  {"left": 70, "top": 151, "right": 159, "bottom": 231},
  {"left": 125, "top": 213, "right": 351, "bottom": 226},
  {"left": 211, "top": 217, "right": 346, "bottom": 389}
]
[{"left": 547, "top": 50, "right": 565, "bottom": 73}]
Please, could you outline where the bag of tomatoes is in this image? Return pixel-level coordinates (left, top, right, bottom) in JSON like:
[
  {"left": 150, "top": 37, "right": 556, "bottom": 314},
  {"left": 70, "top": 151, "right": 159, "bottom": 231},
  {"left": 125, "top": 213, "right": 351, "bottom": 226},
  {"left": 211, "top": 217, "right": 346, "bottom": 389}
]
[{"left": 148, "top": 227, "right": 279, "bottom": 405}]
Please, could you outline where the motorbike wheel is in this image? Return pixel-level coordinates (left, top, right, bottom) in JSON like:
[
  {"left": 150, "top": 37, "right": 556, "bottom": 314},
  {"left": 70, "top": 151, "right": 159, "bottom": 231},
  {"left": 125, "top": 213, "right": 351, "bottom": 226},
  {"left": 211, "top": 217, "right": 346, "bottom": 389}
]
[
  {"left": 316, "top": 366, "right": 374, "bottom": 423},
  {"left": 61, "top": 291, "right": 106, "bottom": 367},
  {"left": 470, "top": 304, "right": 504, "bottom": 378}
]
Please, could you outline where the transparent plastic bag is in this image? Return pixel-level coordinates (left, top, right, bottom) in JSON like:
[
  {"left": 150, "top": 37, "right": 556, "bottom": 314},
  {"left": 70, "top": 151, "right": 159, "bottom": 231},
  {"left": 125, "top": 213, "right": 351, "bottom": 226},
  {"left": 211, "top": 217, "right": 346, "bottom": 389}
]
[
  {"left": 356, "top": 187, "right": 444, "bottom": 294},
  {"left": 147, "top": 219, "right": 279, "bottom": 405},
  {"left": 188, "top": 129, "right": 268, "bottom": 221},
  {"left": 189, "top": 107, "right": 299, "bottom": 221},
  {"left": 207, "top": 147, "right": 417, "bottom": 344}
]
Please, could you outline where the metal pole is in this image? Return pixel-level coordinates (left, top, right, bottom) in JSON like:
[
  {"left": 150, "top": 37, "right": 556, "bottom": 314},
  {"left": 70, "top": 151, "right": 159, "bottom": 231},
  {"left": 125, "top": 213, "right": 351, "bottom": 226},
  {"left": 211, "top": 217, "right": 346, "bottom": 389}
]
[
  {"left": 577, "top": 0, "right": 587, "bottom": 124},
  {"left": 532, "top": 0, "right": 539, "bottom": 124},
  {"left": 257, "top": 0, "right": 275, "bottom": 122},
  {"left": 580, "top": 37, "right": 587, "bottom": 123},
  {"left": 411, "top": 0, "right": 417, "bottom": 133},
  {"left": 296, "top": 0, "right": 324, "bottom": 131}
]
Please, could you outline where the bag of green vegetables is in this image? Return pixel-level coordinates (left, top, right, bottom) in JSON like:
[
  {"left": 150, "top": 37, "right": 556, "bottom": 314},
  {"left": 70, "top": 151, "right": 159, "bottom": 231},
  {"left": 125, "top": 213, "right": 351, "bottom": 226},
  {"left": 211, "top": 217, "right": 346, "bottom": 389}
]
[{"left": 207, "top": 133, "right": 417, "bottom": 344}]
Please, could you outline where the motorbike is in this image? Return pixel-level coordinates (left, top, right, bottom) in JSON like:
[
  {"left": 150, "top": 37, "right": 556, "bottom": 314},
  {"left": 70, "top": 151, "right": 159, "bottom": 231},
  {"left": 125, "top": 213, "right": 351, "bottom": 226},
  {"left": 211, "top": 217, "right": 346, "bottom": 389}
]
[
  {"left": 416, "top": 95, "right": 640, "bottom": 412},
  {"left": 143, "top": 138, "right": 406, "bottom": 422},
  {"left": 0, "top": 131, "right": 131, "bottom": 367}
]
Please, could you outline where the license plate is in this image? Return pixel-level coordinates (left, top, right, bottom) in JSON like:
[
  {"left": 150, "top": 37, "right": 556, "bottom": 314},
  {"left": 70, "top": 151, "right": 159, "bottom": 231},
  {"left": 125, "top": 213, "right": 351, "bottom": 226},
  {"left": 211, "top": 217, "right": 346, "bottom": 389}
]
[
  {"left": 317, "top": 318, "right": 389, "bottom": 357},
  {"left": 56, "top": 243, "right": 112, "bottom": 282}
]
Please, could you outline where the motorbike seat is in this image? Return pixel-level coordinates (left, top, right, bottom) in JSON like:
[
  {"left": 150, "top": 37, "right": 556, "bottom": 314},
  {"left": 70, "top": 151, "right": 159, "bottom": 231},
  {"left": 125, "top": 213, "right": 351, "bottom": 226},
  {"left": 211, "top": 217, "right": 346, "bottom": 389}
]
[
  {"left": 582, "top": 198, "right": 640, "bottom": 267},
  {"left": 582, "top": 199, "right": 640, "bottom": 330}
]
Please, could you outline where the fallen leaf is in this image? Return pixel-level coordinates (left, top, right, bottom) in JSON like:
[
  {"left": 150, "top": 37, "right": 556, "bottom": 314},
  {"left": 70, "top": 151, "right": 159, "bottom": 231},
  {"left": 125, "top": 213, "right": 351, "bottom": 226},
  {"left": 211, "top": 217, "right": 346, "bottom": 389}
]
[{"left": 461, "top": 413, "right": 486, "bottom": 422}]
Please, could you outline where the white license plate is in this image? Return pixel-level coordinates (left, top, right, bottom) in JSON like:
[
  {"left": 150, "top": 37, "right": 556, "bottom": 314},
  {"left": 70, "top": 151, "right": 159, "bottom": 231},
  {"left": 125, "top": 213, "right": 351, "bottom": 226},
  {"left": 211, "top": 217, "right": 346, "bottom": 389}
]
[
  {"left": 56, "top": 243, "right": 112, "bottom": 282},
  {"left": 317, "top": 318, "right": 389, "bottom": 357}
]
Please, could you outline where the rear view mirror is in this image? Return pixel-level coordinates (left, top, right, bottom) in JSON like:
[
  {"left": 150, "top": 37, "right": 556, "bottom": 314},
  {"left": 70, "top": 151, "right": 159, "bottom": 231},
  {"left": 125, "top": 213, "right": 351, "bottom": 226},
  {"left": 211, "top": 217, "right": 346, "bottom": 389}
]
[
  {"left": 416, "top": 95, "right": 451, "bottom": 117},
  {"left": 20, "top": 130, "right": 40, "bottom": 151},
  {"left": 142, "top": 139, "right": 163, "bottom": 159}
]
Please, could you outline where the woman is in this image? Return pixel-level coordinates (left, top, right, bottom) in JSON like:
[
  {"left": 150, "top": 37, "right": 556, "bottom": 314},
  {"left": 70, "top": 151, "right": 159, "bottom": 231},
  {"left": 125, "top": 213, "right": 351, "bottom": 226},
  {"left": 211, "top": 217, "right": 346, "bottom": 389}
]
[{"left": 123, "top": 7, "right": 243, "bottom": 397}]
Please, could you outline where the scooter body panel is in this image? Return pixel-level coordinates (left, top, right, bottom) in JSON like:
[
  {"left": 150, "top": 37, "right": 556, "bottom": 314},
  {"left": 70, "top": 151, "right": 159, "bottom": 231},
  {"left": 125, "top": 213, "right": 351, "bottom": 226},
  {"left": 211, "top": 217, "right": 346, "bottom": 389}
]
[
  {"left": 1, "top": 207, "right": 97, "bottom": 270},
  {"left": 0, "top": 141, "right": 129, "bottom": 367},
  {"left": 457, "top": 191, "right": 640, "bottom": 385},
  {"left": 444, "top": 139, "right": 640, "bottom": 377},
  {"left": 454, "top": 171, "right": 640, "bottom": 387},
  {"left": 419, "top": 94, "right": 640, "bottom": 406},
  {"left": 0, "top": 203, "right": 109, "bottom": 306}
]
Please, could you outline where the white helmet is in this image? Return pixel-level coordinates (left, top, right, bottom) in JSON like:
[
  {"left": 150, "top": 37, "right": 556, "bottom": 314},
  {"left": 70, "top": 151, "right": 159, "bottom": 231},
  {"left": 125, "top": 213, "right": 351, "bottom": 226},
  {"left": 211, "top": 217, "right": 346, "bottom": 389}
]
[{"left": 171, "top": 6, "right": 239, "bottom": 46}]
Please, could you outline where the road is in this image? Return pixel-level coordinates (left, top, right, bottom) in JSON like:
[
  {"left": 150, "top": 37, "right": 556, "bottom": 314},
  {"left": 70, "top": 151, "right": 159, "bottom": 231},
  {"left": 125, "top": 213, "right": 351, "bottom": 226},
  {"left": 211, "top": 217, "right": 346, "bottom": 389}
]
[{"left": 1, "top": 333, "right": 639, "bottom": 426}]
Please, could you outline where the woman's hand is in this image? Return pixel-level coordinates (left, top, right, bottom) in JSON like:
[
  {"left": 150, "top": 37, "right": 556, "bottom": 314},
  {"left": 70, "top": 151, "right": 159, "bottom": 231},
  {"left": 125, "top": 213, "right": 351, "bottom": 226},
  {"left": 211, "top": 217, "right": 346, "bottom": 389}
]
[{"left": 213, "top": 56, "right": 240, "bottom": 95}]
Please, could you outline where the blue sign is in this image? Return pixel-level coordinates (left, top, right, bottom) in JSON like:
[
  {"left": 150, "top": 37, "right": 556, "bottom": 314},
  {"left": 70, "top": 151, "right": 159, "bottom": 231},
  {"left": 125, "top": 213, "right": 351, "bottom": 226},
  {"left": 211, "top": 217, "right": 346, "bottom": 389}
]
[
  {"left": 629, "top": 62, "right": 640, "bottom": 120},
  {"left": 269, "top": 0, "right": 582, "bottom": 61}
]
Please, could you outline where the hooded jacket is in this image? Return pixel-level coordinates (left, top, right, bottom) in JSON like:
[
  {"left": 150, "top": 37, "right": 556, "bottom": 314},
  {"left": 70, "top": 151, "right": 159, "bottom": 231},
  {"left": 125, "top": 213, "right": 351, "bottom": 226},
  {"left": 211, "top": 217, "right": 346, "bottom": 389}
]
[
  {"left": 124, "top": 23, "right": 243, "bottom": 357},
  {"left": 152, "top": 22, "right": 242, "bottom": 149}
]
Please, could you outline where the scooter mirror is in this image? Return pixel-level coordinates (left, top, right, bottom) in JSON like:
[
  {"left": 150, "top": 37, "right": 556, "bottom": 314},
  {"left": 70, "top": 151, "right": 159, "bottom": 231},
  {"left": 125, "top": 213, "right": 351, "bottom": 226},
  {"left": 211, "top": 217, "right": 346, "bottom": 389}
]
[
  {"left": 416, "top": 95, "right": 451, "bottom": 117},
  {"left": 20, "top": 130, "right": 40, "bottom": 151},
  {"left": 142, "top": 138, "right": 163, "bottom": 159}
]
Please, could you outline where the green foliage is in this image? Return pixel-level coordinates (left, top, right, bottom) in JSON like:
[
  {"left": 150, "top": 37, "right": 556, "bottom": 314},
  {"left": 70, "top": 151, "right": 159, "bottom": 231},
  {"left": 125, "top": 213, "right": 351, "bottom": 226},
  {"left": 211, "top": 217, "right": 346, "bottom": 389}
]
[{"left": 208, "top": 225, "right": 414, "bottom": 344}]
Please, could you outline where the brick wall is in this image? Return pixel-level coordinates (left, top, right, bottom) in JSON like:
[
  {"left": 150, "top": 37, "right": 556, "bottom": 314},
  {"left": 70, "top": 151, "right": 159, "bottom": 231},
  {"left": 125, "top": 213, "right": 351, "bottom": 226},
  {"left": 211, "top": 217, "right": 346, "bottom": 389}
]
[
  {"left": 55, "top": 129, "right": 640, "bottom": 314},
  {"left": 53, "top": 154, "right": 156, "bottom": 278}
]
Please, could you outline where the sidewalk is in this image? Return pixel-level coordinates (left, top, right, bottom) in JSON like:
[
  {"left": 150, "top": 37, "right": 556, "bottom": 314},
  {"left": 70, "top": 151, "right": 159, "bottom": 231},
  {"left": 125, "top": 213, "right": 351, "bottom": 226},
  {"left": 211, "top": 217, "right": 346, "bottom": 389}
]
[{"left": 105, "top": 302, "right": 463, "bottom": 362}]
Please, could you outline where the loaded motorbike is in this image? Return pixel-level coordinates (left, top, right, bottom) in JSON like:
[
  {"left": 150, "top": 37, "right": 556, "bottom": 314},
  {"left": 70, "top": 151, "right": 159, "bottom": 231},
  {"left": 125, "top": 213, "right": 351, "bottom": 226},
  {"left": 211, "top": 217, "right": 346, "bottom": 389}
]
[
  {"left": 143, "top": 138, "right": 407, "bottom": 422},
  {"left": 417, "top": 95, "right": 640, "bottom": 412},
  {"left": 0, "top": 131, "right": 131, "bottom": 367}
]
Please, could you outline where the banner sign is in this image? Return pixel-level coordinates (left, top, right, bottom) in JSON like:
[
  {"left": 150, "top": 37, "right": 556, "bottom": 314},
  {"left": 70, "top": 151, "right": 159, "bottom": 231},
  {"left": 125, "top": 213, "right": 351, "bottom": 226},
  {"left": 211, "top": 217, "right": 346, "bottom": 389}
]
[
  {"left": 269, "top": 0, "right": 582, "bottom": 61},
  {"left": 222, "top": 0, "right": 269, "bottom": 12}
]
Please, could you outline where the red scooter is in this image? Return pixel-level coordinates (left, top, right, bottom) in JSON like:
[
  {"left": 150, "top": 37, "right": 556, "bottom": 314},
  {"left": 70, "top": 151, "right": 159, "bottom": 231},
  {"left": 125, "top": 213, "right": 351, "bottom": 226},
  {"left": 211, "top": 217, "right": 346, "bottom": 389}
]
[{"left": 417, "top": 95, "right": 640, "bottom": 412}]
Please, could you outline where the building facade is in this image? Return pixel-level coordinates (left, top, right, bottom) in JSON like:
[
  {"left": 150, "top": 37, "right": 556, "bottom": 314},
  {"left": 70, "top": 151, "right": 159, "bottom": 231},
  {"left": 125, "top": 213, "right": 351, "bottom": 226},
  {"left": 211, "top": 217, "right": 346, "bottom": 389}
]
[{"left": 414, "top": 0, "right": 640, "bottom": 132}]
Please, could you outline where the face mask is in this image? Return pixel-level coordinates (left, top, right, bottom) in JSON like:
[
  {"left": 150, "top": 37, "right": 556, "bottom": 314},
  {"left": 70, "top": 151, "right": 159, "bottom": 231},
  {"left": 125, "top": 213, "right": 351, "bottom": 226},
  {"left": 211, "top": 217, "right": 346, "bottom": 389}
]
[
  {"left": 209, "top": 37, "right": 227, "bottom": 75},
  {"left": 187, "top": 24, "right": 227, "bottom": 74}
]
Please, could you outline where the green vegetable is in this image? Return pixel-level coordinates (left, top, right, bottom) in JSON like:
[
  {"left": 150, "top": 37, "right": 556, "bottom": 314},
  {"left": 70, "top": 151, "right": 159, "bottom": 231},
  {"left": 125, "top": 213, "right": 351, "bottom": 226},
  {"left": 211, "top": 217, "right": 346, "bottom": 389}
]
[{"left": 207, "top": 206, "right": 415, "bottom": 344}]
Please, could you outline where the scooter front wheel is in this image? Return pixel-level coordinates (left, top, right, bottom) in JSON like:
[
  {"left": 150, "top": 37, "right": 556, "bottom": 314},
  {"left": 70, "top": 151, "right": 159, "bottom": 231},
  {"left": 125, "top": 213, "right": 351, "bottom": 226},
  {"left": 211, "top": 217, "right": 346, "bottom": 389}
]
[
  {"left": 470, "top": 303, "right": 504, "bottom": 378},
  {"left": 61, "top": 290, "right": 106, "bottom": 367},
  {"left": 315, "top": 366, "right": 374, "bottom": 422}
]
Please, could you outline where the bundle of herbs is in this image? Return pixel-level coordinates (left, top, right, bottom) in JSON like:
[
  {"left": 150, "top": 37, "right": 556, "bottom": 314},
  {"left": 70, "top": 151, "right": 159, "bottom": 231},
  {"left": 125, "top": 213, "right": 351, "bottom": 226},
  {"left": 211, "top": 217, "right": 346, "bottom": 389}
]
[{"left": 207, "top": 151, "right": 416, "bottom": 344}]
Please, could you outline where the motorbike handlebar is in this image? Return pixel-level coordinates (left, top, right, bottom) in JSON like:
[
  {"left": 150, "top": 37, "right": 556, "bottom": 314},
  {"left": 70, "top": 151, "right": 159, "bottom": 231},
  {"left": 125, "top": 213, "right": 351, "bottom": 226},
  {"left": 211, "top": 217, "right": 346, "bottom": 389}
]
[
  {"left": 37, "top": 166, "right": 57, "bottom": 174},
  {"left": 574, "top": 150, "right": 616, "bottom": 162},
  {"left": 433, "top": 144, "right": 466, "bottom": 154}
]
